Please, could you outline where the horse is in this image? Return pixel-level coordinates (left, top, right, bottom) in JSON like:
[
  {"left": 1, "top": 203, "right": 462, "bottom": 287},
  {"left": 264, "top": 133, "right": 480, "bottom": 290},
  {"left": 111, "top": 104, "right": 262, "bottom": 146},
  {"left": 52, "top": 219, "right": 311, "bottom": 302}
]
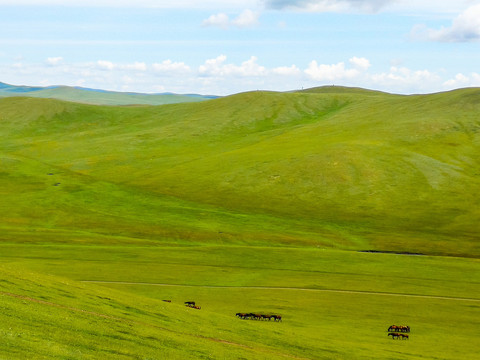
[
  {"left": 184, "top": 301, "right": 195, "bottom": 306},
  {"left": 252, "top": 313, "right": 263, "bottom": 320},
  {"left": 399, "top": 333, "right": 409, "bottom": 340},
  {"left": 271, "top": 314, "right": 282, "bottom": 322},
  {"left": 388, "top": 325, "right": 410, "bottom": 333}
]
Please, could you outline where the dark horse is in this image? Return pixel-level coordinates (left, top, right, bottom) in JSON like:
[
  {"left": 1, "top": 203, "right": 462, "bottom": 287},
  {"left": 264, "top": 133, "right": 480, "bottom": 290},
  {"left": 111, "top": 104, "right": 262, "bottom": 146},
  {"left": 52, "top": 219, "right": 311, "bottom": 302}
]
[
  {"left": 270, "top": 314, "right": 282, "bottom": 322},
  {"left": 388, "top": 325, "right": 410, "bottom": 333}
]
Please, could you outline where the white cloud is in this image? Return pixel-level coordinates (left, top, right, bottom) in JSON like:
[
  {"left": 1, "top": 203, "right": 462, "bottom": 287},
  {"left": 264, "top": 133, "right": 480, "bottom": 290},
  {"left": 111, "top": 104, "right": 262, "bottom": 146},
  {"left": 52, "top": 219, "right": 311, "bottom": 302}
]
[
  {"left": 443, "top": 73, "right": 470, "bottom": 88},
  {"left": 122, "top": 62, "right": 147, "bottom": 71},
  {"left": 153, "top": 60, "right": 191, "bottom": 74},
  {"left": 2, "top": 55, "right": 476, "bottom": 96},
  {"left": 264, "top": 0, "right": 393, "bottom": 13},
  {"left": 199, "top": 55, "right": 228, "bottom": 75},
  {"left": 202, "top": 13, "right": 230, "bottom": 29},
  {"left": 97, "top": 60, "right": 115, "bottom": 70},
  {"left": 46, "top": 57, "right": 63, "bottom": 66},
  {"left": 412, "top": 4, "right": 480, "bottom": 42},
  {"left": 305, "top": 60, "right": 364, "bottom": 81},
  {"left": 443, "top": 72, "right": 480, "bottom": 89},
  {"left": 95, "top": 60, "right": 147, "bottom": 72},
  {"left": 370, "top": 66, "right": 442, "bottom": 92},
  {"left": 202, "top": 9, "right": 259, "bottom": 29},
  {"left": 349, "top": 56, "right": 371, "bottom": 71},
  {"left": 199, "top": 55, "right": 266, "bottom": 77},
  {"left": 232, "top": 9, "right": 260, "bottom": 28}
]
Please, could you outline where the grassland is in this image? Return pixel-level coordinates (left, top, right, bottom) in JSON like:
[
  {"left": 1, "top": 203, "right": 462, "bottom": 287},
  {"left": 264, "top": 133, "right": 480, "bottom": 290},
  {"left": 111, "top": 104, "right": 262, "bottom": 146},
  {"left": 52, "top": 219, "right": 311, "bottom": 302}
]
[
  {"left": 0, "top": 86, "right": 479, "bottom": 359},
  {"left": 1, "top": 246, "right": 479, "bottom": 359}
]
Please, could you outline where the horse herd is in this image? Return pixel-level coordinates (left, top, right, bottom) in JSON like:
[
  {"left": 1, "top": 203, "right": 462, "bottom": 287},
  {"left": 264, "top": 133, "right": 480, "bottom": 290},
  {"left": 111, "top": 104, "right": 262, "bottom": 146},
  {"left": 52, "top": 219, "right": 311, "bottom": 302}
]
[
  {"left": 388, "top": 325, "right": 410, "bottom": 340},
  {"left": 171, "top": 301, "right": 282, "bottom": 320},
  {"left": 236, "top": 312, "right": 282, "bottom": 321}
]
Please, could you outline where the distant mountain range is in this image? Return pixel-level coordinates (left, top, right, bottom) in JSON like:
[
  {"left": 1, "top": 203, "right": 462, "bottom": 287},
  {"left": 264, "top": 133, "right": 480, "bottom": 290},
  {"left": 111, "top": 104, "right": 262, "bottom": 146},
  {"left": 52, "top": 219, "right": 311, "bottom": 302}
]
[{"left": 0, "top": 81, "right": 218, "bottom": 105}]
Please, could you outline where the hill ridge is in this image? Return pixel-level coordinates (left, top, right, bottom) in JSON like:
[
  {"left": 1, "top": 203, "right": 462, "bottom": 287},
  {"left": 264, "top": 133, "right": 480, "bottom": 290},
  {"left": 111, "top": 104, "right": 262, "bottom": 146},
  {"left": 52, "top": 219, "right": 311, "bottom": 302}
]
[
  {"left": 0, "top": 81, "right": 218, "bottom": 105},
  {"left": 1, "top": 88, "right": 479, "bottom": 256}
]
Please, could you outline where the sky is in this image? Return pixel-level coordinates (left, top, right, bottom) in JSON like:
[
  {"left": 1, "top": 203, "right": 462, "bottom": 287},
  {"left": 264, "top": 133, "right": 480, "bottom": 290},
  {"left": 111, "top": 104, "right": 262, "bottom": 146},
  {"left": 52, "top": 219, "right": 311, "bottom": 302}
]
[{"left": 1, "top": 0, "right": 480, "bottom": 95}]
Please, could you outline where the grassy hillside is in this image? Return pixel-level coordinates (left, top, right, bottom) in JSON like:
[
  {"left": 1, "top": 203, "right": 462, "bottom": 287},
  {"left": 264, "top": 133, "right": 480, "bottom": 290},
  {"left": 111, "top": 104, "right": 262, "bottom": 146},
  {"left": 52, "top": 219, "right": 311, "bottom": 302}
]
[
  {"left": 1, "top": 247, "right": 479, "bottom": 360},
  {"left": 0, "top": 264, "right": 307, "bottom": 359},
  {"left": 1, "top": 87, "right": 480, "bottom": 359},
  {"left": 1, "top": 88, "right": 479, "bottom": 256}
]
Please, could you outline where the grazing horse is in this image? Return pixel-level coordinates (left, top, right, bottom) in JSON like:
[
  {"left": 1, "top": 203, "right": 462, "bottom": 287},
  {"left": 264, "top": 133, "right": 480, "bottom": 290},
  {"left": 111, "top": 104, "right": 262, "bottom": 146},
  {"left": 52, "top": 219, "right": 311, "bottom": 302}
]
[
  {"left": 253, "top": 313, "right": 263, "bottom": 320},
  {"left": 388, "top": 325, "right": 410, "bottom": 333},
  {"left": 236, "top": 312, "right": 281, "bottom": 321},
  {"left": 271, "top": 314, "right": 282, "bottom": 322},
  {"left": 184, "top": 301, "right": 195, "bottom": 306},
  {"left": 399, "top": 333, "right": 409, "bottom": 340}
]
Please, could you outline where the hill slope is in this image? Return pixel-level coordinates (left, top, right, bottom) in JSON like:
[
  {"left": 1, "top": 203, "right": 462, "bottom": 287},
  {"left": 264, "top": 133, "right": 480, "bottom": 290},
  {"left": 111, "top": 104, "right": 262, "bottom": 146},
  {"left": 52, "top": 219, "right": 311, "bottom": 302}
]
[
  {"left": 0, "top": 264, "right": 309, "bottom": 359},
  {"left": 1, "top": 87, "right": 479, "bottom": 256}
]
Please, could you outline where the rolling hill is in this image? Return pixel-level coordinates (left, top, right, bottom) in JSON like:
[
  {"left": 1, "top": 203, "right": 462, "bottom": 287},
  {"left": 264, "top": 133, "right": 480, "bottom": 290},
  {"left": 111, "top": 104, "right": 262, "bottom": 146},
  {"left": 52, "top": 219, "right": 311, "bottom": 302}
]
[
  {"left": 1, "top": 86, "right": 480, "bottom": 359},
  {"left": 0, "top": 81, "right": 217, "bottom": 105},
  {"left": 1, "top": 86, "right": 479, "bottom": 256}
]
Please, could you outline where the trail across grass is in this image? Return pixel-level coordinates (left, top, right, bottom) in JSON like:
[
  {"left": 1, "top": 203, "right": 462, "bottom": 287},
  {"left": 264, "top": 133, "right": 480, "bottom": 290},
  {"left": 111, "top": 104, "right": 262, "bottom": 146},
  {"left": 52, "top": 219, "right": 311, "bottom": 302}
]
[
  {"left": 80, "top": 280, "right": 480, "bottom": 302},
  {"left": 1, "top": 243, "right": 479, "bottom": 359}
]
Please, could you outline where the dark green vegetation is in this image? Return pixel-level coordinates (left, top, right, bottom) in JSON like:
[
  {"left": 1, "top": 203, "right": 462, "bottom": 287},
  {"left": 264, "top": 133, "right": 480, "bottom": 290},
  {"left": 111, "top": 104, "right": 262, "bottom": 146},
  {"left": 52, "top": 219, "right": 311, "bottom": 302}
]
[
  {"left": 1, "top": 86, "right": 479, "bottom": 359},
  {"left": 0, "top": 82, "right": 216, "bottom": 105}
]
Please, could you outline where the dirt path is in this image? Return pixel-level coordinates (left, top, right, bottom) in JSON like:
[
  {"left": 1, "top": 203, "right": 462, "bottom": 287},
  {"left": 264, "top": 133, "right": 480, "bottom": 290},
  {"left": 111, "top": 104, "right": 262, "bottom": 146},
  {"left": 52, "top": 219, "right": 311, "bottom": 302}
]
[{"left": 81, "top": 280, "right": 480, "bottom": 302}]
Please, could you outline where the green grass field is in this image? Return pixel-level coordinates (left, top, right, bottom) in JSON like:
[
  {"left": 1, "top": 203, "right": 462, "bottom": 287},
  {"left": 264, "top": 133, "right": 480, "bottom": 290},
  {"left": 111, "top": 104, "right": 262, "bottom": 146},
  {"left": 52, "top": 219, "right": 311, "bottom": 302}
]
[
  {"left": 1, "top": 86, "right": 479, "bottom": 358},
  {"left": 1, "top": 245, "right": 479, "bottom": 359}
]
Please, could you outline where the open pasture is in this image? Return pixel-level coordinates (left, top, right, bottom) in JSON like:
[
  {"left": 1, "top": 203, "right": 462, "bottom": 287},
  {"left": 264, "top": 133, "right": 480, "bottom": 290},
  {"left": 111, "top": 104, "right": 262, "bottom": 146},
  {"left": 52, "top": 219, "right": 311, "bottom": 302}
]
[
  {"left": 1, "top": 88, "right": 480, "bottom": 358},
  {"left": 1, "top": 243, "right": 479, "bottom": 359}
]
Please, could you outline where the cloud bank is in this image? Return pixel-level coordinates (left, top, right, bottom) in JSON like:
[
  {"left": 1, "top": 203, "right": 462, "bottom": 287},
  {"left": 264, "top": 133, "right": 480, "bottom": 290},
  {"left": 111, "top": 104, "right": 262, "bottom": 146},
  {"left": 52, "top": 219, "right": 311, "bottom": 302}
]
[
  {"left": 4, "top": 54, "right": 478, "bottom": 96},
  {"left": 412, "top": 4, "right": 480, "bottom": 42},
  {"left": 264, "top": 0, "right": 393, "bottom": 13},
  {"left": 202, "top": 9, "right": 259, "bottom": 29}
]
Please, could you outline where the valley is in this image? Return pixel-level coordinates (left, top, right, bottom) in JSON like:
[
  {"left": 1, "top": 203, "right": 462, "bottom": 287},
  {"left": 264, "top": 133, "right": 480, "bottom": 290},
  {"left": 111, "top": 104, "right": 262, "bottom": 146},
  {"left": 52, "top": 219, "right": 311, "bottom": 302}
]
[{"left": 1, "top": 86, "right": 479, "bottom": 359}]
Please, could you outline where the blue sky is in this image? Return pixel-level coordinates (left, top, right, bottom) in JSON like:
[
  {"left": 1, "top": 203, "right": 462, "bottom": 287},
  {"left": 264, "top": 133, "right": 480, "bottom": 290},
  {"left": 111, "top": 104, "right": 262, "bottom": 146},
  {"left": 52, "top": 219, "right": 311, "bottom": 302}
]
[{"left": 1, "top": 0, "right": 479, "bottom": 95}]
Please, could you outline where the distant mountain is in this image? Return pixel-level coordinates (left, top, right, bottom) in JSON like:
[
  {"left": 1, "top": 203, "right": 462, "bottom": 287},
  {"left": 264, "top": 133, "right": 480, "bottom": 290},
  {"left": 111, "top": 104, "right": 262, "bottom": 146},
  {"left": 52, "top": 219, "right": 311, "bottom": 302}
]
[
  {"left": 0, "top": 81, "right": 218, "bottom": 105},
  {"left": 0, "top": 81, "right": 56, "bottom": 93}
]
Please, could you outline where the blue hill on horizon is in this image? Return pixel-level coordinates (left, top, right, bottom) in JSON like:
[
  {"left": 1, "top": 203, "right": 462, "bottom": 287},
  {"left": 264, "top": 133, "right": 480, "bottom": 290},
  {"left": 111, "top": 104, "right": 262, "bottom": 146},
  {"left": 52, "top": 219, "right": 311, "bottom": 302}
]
[{"left": 0, "top": 81, "right": 218, "bottom": 105}]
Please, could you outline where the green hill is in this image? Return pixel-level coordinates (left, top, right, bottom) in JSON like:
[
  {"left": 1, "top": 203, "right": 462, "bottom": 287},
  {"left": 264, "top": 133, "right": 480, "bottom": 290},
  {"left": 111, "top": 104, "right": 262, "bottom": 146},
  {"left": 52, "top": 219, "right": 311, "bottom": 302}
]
[
  {"left": 1, "top": 88, "right": 479, "bottom": 256},
  {"left": 1, "top": 87, "right": 480, "bottom": 359}
]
